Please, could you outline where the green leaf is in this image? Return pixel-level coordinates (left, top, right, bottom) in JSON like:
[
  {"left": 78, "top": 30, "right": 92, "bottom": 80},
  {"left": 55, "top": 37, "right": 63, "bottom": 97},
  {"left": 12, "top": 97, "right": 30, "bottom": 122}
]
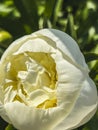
[
  {"left": 66, "top": 12, "right": 77, "bottom": 41},
  {"left": 0, "top": 29, "right": 13, "bottom": 48},
  {"left": 0, "top": 3, "right": 13, "bottom": 16},
  {"left": 44, "top": 0, "right": 56, "bottom": 19},
  {"left": 53, "top": 0, "right": 63, "bottom": 26},
  {"left": 84, "top": 53, "right": 98, "bottom": 63},
  {"left": 13, "top": 0, "right": 39, "bottom": 31},
  {"left": 0, "top": 47, "right": 4, "bottom": 58},
  {"left": 0, "top": 1, "right": 20, "bottom": 18},
  {"left": 5, "top": 124, "right": 16, "bottom": 130},
  {"left": 90, "top": 61, "right": 98, "bottom": 79},
  {"left": 43, "top": 0, "right": 56, "bottom": 27}
]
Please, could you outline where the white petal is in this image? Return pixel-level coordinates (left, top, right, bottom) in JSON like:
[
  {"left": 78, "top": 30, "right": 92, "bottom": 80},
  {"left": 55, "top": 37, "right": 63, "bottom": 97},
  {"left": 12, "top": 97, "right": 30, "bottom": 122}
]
[
  {"left": 1, "top": 29, "right": 88, "bottom": 72},
  {"left": 0, "top": 87, "right": 4, "bottom": 104},
  {"left": 53, "top": 50, "right": 85, "bottom": 106},
  {"left": 4, "top": 102, "right": 71, "bottom": 130},
  {"left": 13, "top": 38, "right": 55, "bottom": 55},
  {"left": 0, "top": 29, "right": 97, "bottom": 130},
  {"left": 0, "top": 104, "right": 11, "bottom": 123},
  {"left": 28, "top": 89, "right": 49, "bottom": 107},
  {"left": 54, "top": 77, "right": 98, "bottom": 130},
  {"left": 35, "top": 29, "right": 89, "bottom": 71},
  {"left": 4, "top": 86, "right": 16, "bottom": 103}
]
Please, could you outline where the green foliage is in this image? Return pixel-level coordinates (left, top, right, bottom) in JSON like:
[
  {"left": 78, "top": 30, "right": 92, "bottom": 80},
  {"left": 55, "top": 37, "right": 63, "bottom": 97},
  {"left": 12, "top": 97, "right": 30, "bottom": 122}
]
[
  {"left": 0, "top": 29, "right": 12, "bottom": 47},
  {"left": 84, "top": 53, "right": 98, "bottom": 63},
  {"left": 5, "top": 124, "right": 17, "bottom": 130},
  {"left": 0, "top": 0, "right": 98, "bottom": 130}
]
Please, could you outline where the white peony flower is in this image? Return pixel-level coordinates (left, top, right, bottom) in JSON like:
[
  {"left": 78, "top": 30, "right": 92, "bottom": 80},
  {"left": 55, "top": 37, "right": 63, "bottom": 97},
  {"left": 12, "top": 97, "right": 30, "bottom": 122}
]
[{"left": 0, "top": 29, "right": 97, "bottom": 130}]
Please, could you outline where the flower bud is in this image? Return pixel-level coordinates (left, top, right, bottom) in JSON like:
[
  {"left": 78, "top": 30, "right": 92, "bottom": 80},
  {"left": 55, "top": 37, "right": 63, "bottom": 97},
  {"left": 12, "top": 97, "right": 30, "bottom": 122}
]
[{"left": 0, "top": 29, "right": 97, "bottom": 130}]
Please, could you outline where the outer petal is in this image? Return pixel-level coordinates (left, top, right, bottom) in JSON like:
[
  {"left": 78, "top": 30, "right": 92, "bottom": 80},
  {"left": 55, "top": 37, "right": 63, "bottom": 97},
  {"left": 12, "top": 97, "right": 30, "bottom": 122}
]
[
  {"left": 0, "top": 104, "right": 11, "bottom": 123},
  {"left": 0, "top": 29, "right": 97, "bottom": 130},
  {"left": 4, "top": 102, "right": 69, "bottom": 130},
  {"left": 1, "top": 29, "right": 88, "bottom": 71},
  {"left": 54, "top": 76, "right": 98, "bottom": 130},
  {"left": 35, "top": 29, "right": 89, "bottom": 70}
]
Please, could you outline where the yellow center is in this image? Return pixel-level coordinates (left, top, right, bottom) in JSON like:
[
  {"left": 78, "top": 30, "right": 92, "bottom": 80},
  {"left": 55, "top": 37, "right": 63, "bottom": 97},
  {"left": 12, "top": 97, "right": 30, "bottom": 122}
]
[{"left": 4, "top": 52, "right": 57, "bottom": 109}]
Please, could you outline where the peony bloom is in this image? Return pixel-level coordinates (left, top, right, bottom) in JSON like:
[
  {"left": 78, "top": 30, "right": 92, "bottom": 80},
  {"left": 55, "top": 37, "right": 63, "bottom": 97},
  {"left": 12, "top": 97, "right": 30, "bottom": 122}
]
[{"left": 0, "top": 29, "right": 97, "bottom": 130}]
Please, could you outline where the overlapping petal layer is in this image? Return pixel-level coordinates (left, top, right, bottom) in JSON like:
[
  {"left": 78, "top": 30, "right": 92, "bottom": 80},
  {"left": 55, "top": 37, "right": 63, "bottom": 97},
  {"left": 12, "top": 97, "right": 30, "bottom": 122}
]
[{"left": 0, "top": 29, "right": 97, "bottom": 130}]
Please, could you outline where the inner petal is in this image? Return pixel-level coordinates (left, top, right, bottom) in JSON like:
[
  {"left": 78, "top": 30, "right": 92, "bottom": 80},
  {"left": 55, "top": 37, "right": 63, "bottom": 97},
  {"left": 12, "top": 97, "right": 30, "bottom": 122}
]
[
  {"left": 28, "top": 89, "right": 49, "bottom": 107},
  {"left": 4, "top": 52, "right": 58, "bottom": 109}
]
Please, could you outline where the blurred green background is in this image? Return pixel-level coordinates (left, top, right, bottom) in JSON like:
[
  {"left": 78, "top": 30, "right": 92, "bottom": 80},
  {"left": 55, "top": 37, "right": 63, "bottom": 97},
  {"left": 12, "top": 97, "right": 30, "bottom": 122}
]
[{"left": 0, "top": 0, "right": 98, "bottom": 130}]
